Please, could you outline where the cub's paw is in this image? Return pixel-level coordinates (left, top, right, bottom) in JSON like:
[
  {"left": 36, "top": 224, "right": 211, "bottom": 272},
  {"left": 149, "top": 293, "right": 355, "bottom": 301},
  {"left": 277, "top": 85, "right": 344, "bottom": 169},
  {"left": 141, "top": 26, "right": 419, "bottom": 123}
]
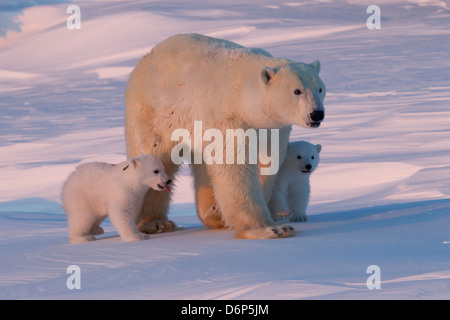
[
  {"left": 138, "top": 219, "right": 178, "bottom": 234},
  {"left": 122, "top": 232, "right": 150, "bottom": 242},
  {"left": 289, "top": 215, "right": 308, "bottom": 222},
  {"left": 69, "top": 235, "right": 96, "bottom": 244}
]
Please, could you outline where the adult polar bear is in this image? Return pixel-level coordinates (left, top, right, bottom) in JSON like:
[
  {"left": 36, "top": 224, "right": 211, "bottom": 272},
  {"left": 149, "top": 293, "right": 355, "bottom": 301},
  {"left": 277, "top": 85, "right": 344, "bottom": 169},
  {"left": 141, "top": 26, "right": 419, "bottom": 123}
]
[{"left": 125, "top": 34, "right": 325, "bottom": 239}]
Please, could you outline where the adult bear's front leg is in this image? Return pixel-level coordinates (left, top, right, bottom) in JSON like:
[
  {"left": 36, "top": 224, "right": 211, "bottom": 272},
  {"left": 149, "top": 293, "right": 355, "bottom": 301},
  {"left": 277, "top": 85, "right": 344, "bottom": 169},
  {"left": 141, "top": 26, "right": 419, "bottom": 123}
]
[
  {"left": 136, "top": 154, "right": 180, "bottom": 234},
  {"left": 207, "top": 163, "right": 295, "bottom": 239},
  {"left": 136, "top": 188, "right": 177, "bottom": 234}
]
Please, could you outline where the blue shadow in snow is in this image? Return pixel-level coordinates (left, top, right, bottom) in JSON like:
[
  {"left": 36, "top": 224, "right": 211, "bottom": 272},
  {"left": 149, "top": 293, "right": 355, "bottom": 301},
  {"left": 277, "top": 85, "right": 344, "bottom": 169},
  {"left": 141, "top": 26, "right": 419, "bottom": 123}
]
[
  {"left": 0, "top": 197, "right": 64, "bottom": 214},
  {"left": 306, "top": 198, "right": 450, "bottom": 236}
]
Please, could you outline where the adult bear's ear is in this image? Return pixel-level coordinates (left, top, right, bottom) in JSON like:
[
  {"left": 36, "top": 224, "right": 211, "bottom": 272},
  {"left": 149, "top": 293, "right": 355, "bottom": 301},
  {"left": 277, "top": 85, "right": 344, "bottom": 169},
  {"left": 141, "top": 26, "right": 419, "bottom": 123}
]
[
  {"left": 316, "top": 144, "right": 322, "bottom": 153},
  {"left": 260, "top": 67, "right": 275, "bottom": 85},
  {"left": 309, "top": 60, "right": 321, "bottom": 74}
]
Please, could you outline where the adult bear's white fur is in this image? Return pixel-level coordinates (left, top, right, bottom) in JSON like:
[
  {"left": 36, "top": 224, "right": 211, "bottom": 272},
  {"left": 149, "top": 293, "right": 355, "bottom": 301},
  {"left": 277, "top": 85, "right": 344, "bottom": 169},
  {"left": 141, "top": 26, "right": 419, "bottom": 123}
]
[
  {"left": 125, "top": 33, "right": 326, "bottom": 239},
  {"left": 269, "top": 141, "right": 322, "bottom": 222},
  {"left": 62, "top": 154, "right": 171, "bottom": 243}
]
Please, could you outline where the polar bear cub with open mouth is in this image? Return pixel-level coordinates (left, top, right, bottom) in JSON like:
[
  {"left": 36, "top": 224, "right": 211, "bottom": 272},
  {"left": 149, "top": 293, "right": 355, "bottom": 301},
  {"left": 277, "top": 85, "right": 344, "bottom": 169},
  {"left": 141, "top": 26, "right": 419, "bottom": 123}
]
[{"left": 62, "top": 154, "right": 172, "bottom": 243}]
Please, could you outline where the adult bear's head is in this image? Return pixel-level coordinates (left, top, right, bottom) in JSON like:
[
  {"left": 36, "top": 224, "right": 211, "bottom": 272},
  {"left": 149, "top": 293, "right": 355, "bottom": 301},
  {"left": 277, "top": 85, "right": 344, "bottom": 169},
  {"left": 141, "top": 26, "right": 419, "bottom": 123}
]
[{"left": 256, "top": 60, "right": 326, "bottom": 129}]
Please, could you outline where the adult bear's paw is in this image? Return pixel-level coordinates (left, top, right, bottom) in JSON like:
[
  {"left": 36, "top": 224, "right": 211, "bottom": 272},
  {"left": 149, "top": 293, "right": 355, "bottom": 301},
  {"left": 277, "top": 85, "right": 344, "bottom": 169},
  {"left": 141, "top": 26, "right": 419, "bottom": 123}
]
[
  {"left": 235, "top": 225, "right": 297, "bottom": 239},
  {"left": 138, "top": 219, "right": 178, "bottom": 234}
]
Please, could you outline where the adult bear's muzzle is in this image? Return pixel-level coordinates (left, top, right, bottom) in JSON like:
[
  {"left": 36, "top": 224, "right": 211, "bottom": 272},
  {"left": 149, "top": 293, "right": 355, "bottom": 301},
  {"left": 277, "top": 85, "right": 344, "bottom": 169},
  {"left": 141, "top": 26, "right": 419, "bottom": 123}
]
[
  {"left": 308, "top": 110, "right": 324, "bottom": 128},
  {"left": 310, "top": 110, "right": 324, "bottom": 122}
]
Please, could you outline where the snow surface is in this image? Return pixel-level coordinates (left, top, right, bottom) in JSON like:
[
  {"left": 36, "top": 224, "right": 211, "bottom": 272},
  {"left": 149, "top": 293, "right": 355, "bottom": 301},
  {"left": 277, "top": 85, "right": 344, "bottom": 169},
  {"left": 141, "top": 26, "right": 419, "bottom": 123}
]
[{"left": 0, "top": 0, "right": 449, "bottom": 299}]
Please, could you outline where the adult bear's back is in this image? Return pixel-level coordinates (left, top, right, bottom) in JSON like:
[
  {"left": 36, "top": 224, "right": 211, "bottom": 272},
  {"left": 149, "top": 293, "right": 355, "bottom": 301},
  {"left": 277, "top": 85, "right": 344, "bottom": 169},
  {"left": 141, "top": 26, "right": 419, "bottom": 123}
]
[{"left": 131, "top": 33, "right": 277, "bottom": 116}]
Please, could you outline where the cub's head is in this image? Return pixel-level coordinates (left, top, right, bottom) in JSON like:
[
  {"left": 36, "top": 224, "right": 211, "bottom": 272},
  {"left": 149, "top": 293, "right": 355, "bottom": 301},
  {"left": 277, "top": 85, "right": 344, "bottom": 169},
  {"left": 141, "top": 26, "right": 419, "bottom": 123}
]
[
  {"left": 284, "top": 141, "right": 322, "bottom": 174},
  {"left": 123, "top": 154, "right": 172, "bottom": 192},
  {"left": 260, "top": 60, "right": 325, "bottom": 128}
]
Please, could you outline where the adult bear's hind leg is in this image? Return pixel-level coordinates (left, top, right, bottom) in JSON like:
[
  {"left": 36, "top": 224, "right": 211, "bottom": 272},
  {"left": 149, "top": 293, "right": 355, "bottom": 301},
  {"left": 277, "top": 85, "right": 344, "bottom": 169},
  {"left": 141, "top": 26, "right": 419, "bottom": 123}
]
[
  {"left": 207, "top": 163, "right": 295, "bottom": 239},
  {"left": 192, "top": 164, "right": 225, "bottom": 229}
]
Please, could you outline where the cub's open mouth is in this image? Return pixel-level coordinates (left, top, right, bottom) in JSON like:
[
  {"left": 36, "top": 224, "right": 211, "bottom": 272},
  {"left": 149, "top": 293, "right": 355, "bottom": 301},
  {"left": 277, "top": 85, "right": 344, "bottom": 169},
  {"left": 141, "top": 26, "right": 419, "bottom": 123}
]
[
  {"left": 308, "top": 122, "right": 321, "bottom": 128},
  {"left": 158, "top": 184, "right": 171, "bottom": 192},
  {"left": 301, "top": 170, "right": 311, "bottom": 174}
]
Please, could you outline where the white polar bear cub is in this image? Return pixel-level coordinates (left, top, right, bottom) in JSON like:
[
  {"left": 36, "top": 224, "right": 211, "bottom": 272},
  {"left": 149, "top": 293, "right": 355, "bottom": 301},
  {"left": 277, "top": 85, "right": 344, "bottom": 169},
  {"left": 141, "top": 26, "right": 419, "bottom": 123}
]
[
  {"left": 62, "top": 154, "right": 172, "bottom": 243},
  {"left": 269, "top": 141, "right": 321, "bottom": 222}
]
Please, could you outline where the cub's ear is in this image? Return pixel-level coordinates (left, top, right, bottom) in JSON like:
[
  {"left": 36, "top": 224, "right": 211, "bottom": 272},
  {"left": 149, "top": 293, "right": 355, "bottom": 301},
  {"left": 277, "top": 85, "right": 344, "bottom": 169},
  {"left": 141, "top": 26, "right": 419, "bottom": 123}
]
[
  {"left": 316, "top": 144, "right": 322, "bottom": 153},
  {"left": 260, "top": 67, "right": 275, "bottom": 85},
  {"left": 309, "top": 60, "right": 321, "bottom": 74},
  {"left": 131, "top": 157, "right": 139, "bottom": 168},
  {"left": 123, "top": 157, "right": 139, "bottom": 171}
]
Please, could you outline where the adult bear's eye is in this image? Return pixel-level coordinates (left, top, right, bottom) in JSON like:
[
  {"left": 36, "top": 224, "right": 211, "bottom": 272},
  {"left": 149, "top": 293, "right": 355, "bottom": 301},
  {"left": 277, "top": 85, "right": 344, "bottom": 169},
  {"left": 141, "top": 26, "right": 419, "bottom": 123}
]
[
  {"left": 294, "top": 89, "right": 302, "bottom": 95},
  {"left": 153, "top": 169, "right": 159, "bottom": 174},
  {"left": 319, "top": 88, "right": 323, "bottom": 93},
  {"left": 297, "top": 155, "right": 302, "bottom": 159},
  {"left": 311, "top": 156, "right": 315, "bottom": 159}
]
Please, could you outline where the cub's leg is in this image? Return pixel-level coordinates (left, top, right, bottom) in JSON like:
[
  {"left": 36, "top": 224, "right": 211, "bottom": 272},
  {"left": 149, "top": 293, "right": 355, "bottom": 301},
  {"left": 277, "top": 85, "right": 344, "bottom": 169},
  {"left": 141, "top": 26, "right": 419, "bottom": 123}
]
[
  {"left": 109, "top": 205, "right": 149, "bottom": 242},
  {"left": 66, "top": 204, "right": 98, "bottom": 243},
  {"left": 288, "top": 187, "right": 310, "bottom": 222}
]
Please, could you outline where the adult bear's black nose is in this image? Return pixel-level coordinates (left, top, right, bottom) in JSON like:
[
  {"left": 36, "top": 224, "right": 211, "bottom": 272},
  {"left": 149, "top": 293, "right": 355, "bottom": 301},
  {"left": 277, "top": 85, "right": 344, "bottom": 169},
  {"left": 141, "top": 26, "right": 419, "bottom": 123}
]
[
  {"left": 310, "top": 110, "right": 324, "bottom": 122},
  {"left": 305, "top": 164, "right": 312, "bottom": 170}
]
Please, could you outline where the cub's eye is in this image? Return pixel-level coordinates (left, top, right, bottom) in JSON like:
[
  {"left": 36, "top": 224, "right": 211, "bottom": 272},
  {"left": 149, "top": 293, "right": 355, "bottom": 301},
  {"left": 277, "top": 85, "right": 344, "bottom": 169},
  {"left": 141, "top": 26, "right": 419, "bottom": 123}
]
[
  {"left": 153, "top": 169, "right": 159, "bottom": 174},
  {"left": 294, "top": 89, "right": 302, "bottom": 95},
  {"left": 319, "top": 88, "right": 323, "bottom": 93},
  {"left": 297, "top": 155, "right": 302, "bottom": 159},
  {"left": 311, "top": 156, "right": 315, "bottom": 159}
]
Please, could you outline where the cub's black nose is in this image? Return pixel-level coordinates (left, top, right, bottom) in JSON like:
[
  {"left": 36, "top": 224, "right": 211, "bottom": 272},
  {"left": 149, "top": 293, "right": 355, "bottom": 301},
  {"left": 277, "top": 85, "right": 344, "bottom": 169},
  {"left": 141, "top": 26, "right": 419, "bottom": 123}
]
[
  {"left": 310, "top": 110, "right": 324, "bottom": 122},
  {"left": 305, "top": 164, "right": 312, "bottom": 170}
]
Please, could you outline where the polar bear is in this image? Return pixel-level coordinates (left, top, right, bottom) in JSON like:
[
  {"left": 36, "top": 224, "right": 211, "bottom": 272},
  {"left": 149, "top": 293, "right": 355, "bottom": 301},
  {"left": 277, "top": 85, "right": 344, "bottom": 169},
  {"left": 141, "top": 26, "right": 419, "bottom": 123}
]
[
  {"left": 125, "top": 33, "right": 326, "bottom": 239},
  {"left": 269, "top": 141, "right": 322, "bottom": 222},
  {"left": 62, "top": 154, "right": 172, "bottom": 243}
]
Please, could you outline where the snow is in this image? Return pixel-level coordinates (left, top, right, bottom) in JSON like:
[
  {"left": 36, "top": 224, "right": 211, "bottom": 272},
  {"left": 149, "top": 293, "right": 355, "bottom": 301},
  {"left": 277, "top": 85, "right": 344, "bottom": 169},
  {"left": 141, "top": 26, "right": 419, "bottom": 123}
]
[{"left": 0, "top": 0, "right": 449, "bottom": 299}]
